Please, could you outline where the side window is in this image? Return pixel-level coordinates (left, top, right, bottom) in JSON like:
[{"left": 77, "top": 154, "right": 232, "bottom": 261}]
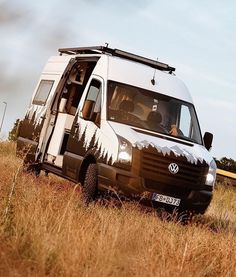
[
  {"left": 179, "top": 105, "right": 191, "bottom": 137},
  {"left": 82, "top": 79, "right": 102, "bottom": 125},
  {"left": 33, "top": 80, "right": 54, "bottom": 106}
]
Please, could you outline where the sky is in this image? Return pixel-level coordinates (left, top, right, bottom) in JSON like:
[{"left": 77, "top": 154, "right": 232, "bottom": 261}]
[{"left": 0, "top": 0, "right": 236, "bottom": 159}]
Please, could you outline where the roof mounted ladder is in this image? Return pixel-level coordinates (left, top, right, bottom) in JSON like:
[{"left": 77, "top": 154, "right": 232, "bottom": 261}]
[{"left": 58, "top": 46, "right": 175, "bottom": 72}]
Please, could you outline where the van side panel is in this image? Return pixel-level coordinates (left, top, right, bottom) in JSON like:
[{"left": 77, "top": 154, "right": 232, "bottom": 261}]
[
  {"left": 16, "top": 56, "right": 72, "bottom": 163},
  {"left": 17, "top": 75, "right": 61, "bottom": 162}
]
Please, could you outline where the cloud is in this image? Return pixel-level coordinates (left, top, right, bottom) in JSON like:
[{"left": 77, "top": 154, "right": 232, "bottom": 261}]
[
  {"left": 176, "top": 63, "right": 236, "bottom": 92},
  {"left": 199, "top": 97, "right": 235, "bottom": 113},
  {"left": 0, "top": 1, "right": 29, "bottom": 24},
  {"left": 80, "top": 0, "right": 152, "bottom": 8}
]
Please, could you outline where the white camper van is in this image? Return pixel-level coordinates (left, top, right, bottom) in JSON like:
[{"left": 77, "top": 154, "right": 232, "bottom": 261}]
[{"left": 17, "top": 46, "right": 216, "bottom": 214}]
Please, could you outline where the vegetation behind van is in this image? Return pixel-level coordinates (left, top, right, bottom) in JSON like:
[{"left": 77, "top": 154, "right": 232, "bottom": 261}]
[{"left": 17, "top": 46, "right": 217, "bottom": 214}]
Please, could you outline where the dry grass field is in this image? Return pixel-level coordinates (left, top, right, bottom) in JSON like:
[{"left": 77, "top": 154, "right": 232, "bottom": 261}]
[{"left": 0, "top": 141, "right": 236, "bottom": 277}]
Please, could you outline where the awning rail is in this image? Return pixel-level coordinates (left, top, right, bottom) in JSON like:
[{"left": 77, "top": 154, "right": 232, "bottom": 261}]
[{"left": 58, "top": 46, "right": 175, "bottom": 73}]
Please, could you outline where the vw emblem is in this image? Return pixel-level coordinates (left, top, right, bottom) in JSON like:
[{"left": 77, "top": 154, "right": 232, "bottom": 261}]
[{"left": 168, "top": 163, "right": 179, "bottom": 174}]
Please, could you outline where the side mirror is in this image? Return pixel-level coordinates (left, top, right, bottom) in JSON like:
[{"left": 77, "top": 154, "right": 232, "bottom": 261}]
[
  {"left": 81, "top": 100, "right": 95, "bottom": 120},
  {"left": 203, "top": 132, "right": 213, "bottom": 151}
]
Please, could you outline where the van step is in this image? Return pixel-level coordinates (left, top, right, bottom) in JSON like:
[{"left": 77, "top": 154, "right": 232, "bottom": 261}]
[{"left": 42, "top": 162, "right": 63, "bottom": 176}]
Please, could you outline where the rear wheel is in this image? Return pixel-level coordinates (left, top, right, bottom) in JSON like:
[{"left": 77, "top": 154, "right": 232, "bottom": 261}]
[
  {"left": 23, "top": 162, "right": 41, "bottom": 177},
  {"left": 82, "top": 163, "right": 98, "bottom": 204}
]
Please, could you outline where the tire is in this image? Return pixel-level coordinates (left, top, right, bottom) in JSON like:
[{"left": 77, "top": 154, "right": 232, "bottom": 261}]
[
  {"left": 23, "top": 162, "right": 41, "bottom": 177},
  {"left": 177, "top": 210, "right": 194, "bottom": 225},
  {"left": 82, "top": 163, "right": 98, "bottom": 204}
]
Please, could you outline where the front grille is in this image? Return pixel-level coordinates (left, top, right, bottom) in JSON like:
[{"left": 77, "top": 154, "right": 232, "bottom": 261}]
[
  {"left": 145, "top": 179, "right": 191, "bottom": 198},
  {"left": 139, "top": 146, "right": 208, "bottom": 191}
]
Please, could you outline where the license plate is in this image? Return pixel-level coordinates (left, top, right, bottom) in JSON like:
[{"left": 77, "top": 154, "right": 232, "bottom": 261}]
[{"left": 152, "top": 193, "right": 181, "bottom": 207}]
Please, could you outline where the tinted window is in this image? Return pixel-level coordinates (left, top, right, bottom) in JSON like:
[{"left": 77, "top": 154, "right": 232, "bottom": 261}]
[
  {"left": 107, "top": 81, "right": 202, "bottom": 144},
  {"left": 179, "top": 105, "right": 191, "bottom": 137},
  {"left": 33, "top": 80, "right": 54, "bottom": 105},
  {"left": 84, "top": 79, "right": 102, "bottom": 113},
  {"left": 82, "top": 79, "right": 102, "bottom": 125}
]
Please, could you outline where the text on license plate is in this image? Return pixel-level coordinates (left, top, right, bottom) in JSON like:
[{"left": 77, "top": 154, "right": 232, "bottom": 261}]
[{"left": 152, "top": 193, "right": 181, "bottom": 207}]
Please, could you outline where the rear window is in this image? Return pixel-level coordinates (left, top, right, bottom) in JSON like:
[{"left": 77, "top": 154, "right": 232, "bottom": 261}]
[{"left": 33, "top": 80, "right": 54, "bottom": 105}]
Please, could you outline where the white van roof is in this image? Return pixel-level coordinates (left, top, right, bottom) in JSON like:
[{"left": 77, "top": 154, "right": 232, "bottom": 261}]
[{"left": 105, "top": 56, "right": 193, "bottom": 103}]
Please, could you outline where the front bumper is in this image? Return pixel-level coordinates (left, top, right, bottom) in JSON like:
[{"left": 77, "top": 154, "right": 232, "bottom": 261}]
[{"left": 98, "top": 163, "right": 213, "bottom": 214}]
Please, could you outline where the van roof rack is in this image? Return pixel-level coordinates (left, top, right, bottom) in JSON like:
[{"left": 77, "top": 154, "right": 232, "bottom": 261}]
[{"left": 58, "top": 46, "right": 175, "bottom": 72}]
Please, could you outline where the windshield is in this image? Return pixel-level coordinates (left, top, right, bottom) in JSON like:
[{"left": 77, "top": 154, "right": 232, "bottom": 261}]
[{"left": 107, "top": 81, "right": 202, "bottom": 144}]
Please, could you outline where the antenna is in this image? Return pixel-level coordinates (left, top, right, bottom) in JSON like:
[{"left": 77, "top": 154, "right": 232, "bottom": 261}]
[{"left": 151, "top": 57, "right": 158, "bottom": 85}]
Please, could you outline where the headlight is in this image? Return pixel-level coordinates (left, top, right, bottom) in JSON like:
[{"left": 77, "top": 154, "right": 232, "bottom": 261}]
[
  {"left": 117, "top": 135, "right": 132, "bottom": 164},
  {"left": 205, "top": 160, "right": 217, "bottom": 187}
]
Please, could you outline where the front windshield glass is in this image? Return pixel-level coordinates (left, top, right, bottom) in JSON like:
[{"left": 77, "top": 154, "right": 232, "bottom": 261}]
[{"left": 107, "top": 81, "right": 202, "bottom": 144}]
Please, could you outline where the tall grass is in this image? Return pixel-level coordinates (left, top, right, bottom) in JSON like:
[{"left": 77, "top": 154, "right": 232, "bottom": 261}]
[{"left": 0, "top": 142, "right": 236, "bottom": 276}]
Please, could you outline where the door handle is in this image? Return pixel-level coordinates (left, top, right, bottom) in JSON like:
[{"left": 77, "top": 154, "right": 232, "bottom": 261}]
[{"left": 74, "top": 123, "right": 79, "bottom": 129}]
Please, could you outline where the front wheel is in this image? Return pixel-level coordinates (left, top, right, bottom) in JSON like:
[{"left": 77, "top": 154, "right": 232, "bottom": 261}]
[
  {"left": 82, "top": 163, "right": 98, "bottom": 204},
  {"left": 177, "top": 210, "right": 194, "bottom": 225}
]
